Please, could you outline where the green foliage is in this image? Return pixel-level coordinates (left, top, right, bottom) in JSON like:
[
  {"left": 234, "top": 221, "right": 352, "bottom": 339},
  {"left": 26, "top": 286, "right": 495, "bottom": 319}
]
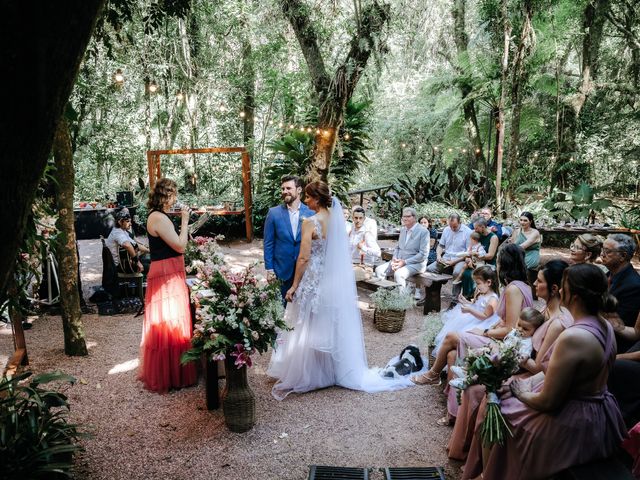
[
  {"left": 0, "top": 371, "right": 85, "bottom": 480},
  {"left": 370, "top": 287, "right": 416, "bottom": 312},
  {"left": 543, "top": 183, "right": 615, "bottom": 222}
]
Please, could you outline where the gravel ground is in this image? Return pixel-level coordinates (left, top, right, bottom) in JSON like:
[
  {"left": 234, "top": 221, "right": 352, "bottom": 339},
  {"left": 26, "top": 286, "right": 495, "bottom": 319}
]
[{"left": 0, "top": 239, "right": 461, "bottom": 480}]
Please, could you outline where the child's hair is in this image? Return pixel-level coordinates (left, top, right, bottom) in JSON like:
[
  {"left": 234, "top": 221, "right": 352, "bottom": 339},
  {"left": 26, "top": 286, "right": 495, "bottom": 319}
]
[
  {"left": 472, "top": 265, "right": 499, "bottom": 294},
  {"left": 519, "top": 307, "right": 545, "bottom": 329},
  {"left": 470, "top": 232, "right": 481, "bottom": 242}
]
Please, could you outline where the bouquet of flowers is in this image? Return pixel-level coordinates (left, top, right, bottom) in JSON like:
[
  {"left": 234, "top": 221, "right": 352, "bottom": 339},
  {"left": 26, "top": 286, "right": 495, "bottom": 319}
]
[
  {"left": 180, "top": 262, "right": 287, "bottom": 368},
  {"left": 184, "top": 235, "right": 225, "bottom": 272},
  {"left": 451, "top": 341, "right": 521, "bottom": 447}
]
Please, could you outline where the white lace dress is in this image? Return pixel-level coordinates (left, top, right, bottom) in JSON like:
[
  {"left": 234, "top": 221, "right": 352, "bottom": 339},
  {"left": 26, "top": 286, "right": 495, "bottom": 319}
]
[{"left": 267, "top": 214, "right": 417, "bottom": 400}]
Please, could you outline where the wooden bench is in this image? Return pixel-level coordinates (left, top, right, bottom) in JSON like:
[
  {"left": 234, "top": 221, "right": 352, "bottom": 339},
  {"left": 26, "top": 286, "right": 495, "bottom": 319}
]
[
  {"left": 356, "top": 276, "right": 398, "bottom": 291},
  {"left": 411, "top": 272, "right": 453, "bottom": 314}
]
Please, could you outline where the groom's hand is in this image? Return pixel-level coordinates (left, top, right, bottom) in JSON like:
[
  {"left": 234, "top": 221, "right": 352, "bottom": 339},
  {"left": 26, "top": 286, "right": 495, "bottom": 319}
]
[{"left": 266, "top": 270, "right": 277, "bottom": 282}]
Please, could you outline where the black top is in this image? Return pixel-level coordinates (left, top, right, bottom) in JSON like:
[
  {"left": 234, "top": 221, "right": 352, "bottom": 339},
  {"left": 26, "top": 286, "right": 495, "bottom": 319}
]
[
  {"left": 609, "top": 262, "right": 640, "bottom": 353},
  {"left": 148, "top": 210, "right": 182, "bottom": 261}
]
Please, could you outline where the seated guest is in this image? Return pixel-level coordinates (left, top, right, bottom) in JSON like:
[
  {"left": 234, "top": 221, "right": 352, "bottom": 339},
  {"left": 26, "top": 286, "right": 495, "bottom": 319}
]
[
  {"left": 106, "top": 208, "right": 149, "bottom": 274},
  {"left": 609, "top": 312, "right": 640, "bottom": 427},
  {"left": 460, "top": 217, "right": 499, "bottom": 297},
  {"left": 509, "top": 211, "right": 541, "bottom": 270},
  {"left": 348, "top": 206, "right": 381, "bottom": 264},
  {"left": 418, "top": 216, "right": 438, "bottom": 265},
  {"left": 354, "top": 205, "right": 378, "bottom": 241},
  {"left": 375, "top": 207, "right": 429, "bottom": 289},
  {"left": 570, "top": 233, "right": 604, "bottom": 268},
  {"left": 425, "top": 213, "right": 472, "bottom": 300},
  {"left": 601, "top": 233, "right": 640, "bottom": 353},
  {"left": 413, "top": 244, "right": 532, "bottom": 385},
  {"left": 468, "top": 207, "right": 503, "bottom": 240},
  {"left": 343, "top": 207, "right": 352, "bottom": 234},
  {"left": 462, "top": 263, "right": 626, "bottom": 480}
]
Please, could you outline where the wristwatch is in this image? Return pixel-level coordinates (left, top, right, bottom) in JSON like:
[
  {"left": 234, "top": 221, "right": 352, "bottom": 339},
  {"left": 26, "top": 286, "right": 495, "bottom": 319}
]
[{"left": 483, "top": 328, "right": 490, "bottom": 337}]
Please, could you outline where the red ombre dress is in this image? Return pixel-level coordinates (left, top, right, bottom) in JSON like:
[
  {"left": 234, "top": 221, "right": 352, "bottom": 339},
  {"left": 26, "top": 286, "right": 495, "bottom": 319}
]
[{"left": 138, "top": 212, "right": 196, "bottom": 393}]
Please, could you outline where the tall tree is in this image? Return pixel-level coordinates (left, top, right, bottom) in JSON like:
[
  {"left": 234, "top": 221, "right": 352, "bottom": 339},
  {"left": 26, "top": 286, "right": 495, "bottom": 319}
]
[
  {"left": 281, "top": 0, "right": 390, "bottom": 182},
  {"left": 451, "top": 0, "right": 486, "bottom": 167},
  {"left": 53, "top": 116, "right": 88, "bottom": 356},
  {"left": 0, "top": 1, "right": 105, "bottom": 300},
  {"left": 495, "top": 0, "right": 512, "bottom": 209}
]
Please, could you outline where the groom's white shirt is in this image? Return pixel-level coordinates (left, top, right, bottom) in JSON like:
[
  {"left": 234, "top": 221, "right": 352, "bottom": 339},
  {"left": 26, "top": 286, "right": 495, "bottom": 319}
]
[{"left": 288, "top": 204, "right": 300, "bottom": 240}]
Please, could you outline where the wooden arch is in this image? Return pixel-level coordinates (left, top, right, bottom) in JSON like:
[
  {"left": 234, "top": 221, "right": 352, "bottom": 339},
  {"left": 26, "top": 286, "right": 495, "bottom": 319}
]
[{"left": 147, "top": 147, "right": 253, "bottom": 241}]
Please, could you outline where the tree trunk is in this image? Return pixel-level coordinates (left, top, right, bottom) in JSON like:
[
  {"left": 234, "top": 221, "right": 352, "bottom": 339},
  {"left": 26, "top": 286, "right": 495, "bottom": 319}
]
[
  {"left": 506, "top": 1, "right": 535, "bottom": 200},
  {"left": 452, "top": 0, "right": 486, "bottom": 167},
  {"left": 52, "top": 117, "right": 88, "bottom": 356},
  {"left": 495, "top": 0, "right": 511, "bottom": 211},
  {"left": 281, "top": 0, "right": 390, "bottom": 183},
  {"left": 241, "top": 36, "right": 255, "bottom": 149},
  {"left": 0, "top": 1, "right": 105, "bottom": 301}
]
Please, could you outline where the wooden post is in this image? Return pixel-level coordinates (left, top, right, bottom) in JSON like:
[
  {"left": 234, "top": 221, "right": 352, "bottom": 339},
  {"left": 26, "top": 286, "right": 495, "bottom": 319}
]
[{"left": 241, "top": 151, "right": 254, "bottom": 242}]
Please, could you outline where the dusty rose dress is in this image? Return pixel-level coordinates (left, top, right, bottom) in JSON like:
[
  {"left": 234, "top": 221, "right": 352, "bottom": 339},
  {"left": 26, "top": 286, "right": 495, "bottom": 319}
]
[
  {"left": 462, "top": 317, "right": 627, "bottom": 480},
  {"left": 447, "top": 309, "right": 572, "bottom": 460},
  {"left": 445, "top": 280, "right": 534, "bottom": 419}
]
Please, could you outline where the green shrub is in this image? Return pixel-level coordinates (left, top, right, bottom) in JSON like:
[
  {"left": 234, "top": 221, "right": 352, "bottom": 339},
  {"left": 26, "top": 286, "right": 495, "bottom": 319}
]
[
  {"left": 370, "top": 287, "right": 415, "bottom": 311},
  {"left": 0, "top": 371, "right": 85, "bottom": 479}
]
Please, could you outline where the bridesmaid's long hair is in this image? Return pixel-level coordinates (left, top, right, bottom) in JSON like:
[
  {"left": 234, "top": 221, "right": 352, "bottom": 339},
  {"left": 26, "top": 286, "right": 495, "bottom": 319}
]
[
  {"left": 562, "top": 263, "right": 617, "bottom": 317},
  {"left": 496, "top": 243, "right": 528, "bottom": 286}
]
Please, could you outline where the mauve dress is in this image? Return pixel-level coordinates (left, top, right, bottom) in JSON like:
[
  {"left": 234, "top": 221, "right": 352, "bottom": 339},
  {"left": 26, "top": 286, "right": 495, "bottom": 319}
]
[
  {"left": 462, "top": 317, "right": 627, "bottom": 480},
  {"left": 447, "top": 309, "right": 573, "bottom": 461},
  {"left": 445, "top": 280, "right": 534, "bottom": 419}
]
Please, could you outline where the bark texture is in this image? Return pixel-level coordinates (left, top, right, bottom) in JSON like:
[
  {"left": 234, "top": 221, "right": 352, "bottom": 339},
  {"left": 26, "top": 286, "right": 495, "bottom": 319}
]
[
  {"left": 452, "top": 0, "right": 486, "bottom": 167},
  {"left": 0, "top": 1, "right": 105, "bottom": 300},
  {"left": 53, "top": 117, "right": 88, "bottom": 356},
  {"left": 281, "top": 0, "right": 390, "bottom": 182},
  {"left": 495, "top": 0, "right": 512, "bottom": 210}
]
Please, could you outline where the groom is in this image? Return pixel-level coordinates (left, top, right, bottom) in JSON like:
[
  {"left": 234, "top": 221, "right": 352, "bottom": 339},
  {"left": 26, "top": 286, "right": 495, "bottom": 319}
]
[{"left": 264, "top": 175, "right": 314, "bottom": 301}]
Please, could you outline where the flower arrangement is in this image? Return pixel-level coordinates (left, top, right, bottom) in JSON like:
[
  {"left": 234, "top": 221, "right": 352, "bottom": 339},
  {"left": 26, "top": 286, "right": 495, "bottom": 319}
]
[
  {"left": 184, "top": 235, "right": 225, "bottom": 273},
  {"left": 451, "top": 341, "right": 520, "bottom": 447},
  {"left": 180, "top": 262, "right": 287, "bottom": 368},
  {"left": 370, "top": 287, "right": 415, "bottom": 312}
]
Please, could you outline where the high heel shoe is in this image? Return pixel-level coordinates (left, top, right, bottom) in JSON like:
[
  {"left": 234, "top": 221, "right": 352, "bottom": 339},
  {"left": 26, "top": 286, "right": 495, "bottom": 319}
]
[{"left": 410, "top": 370, "right": 441, "bottom": 386}]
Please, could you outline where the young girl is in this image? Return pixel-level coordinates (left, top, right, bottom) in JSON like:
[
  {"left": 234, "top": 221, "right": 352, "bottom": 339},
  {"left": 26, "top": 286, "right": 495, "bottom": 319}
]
[{"left": 432, "top": 266, "right": 499, "bottom": 356}]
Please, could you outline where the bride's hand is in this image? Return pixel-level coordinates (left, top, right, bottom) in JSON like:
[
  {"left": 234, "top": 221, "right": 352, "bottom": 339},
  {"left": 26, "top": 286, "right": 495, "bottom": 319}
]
[{"left": 285, "top": 286, "right": 296, "bottom": 302}]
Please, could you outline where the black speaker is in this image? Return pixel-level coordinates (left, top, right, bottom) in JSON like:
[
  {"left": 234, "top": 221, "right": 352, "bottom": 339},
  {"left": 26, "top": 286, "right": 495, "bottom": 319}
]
[{"left": 116, "top": 191, "right": 133, "bottom": 206}]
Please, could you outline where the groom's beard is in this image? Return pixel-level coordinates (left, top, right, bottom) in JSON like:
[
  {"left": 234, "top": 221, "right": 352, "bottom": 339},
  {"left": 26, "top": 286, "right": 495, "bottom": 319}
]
[{"left": 282, "top": 194, "right": 298, "bottom": 205}]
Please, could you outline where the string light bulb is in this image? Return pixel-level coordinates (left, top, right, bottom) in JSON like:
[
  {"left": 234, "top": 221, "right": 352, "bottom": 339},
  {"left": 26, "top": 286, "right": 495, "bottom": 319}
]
[
  {"left": 278, "top": 122, "right": 284, "bottom": 128},
  {"left": 462, "top": 148, "right": 467, "bottom": 153},
  {"left": 289, "top": 124, "right": 294, "bottom": 129},
  {"left": 401, "top": 143, "right": 406, "bottom": 148},
  {"left": 316, "top": 129, "right": 321, "bottom": 135},
  {"left": 344, "top": 133, "right": 351, "bottom": 140},
  {"left": 219, "top": 104, "right": 226, "bottom": 112},
  {"left": 448, "top": 148, "right": 453, "bottom": 153},
  {"left": 306, "top": 127, "right": 312, "bottom": 133},
  {"left": 239, "top": 111, "right": 246, "bottom": 118},
  {"left": 176, "top": 91, "right": 184, "bottom": 101},
  {"left": 475, "top": 148, "right": 481, "bottom": 154},
  {"left": 113, "top": 68, "right": 124, "bottom": 85},
  {"left": 145, "top": 79, "right": 158, "bottom": 94}
]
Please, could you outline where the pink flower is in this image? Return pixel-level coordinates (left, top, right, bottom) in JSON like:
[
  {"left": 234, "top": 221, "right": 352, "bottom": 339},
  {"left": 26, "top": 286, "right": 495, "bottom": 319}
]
[{"left": 230, "top": 343, "right": 253, "bottom": 368}]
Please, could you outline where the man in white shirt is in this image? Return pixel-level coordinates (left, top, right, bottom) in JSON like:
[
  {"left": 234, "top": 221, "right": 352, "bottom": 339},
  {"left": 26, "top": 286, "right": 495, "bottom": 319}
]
[
  {"left": 348, "top": 206, "right": 381, "bottom": 264},
  {"left": 106, "top": 208, "right": 149, "bottom": 273},
  {"left": 426, "top": 213, "right": 471, "bottom": 300}
]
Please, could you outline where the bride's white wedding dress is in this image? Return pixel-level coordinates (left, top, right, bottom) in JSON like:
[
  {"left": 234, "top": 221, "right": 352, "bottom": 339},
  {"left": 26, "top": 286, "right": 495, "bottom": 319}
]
[{"left": 267, "top": 198, "right": 415, "bottom": 400}]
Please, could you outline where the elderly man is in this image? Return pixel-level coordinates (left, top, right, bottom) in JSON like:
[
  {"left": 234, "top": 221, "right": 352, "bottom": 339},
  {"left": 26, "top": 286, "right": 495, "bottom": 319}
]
[
  {"left": 468, "top": 207, "right": 503, "bottom": 239},
  {"left": 375, "top": 207, "right": 429, "bottom": 288},
  {"left": 426, "top": 213, "right": 472, "bottom": 301},
  {"left": 601, "top": 234, "right": 640, "bottom": 353},
  {"left": 348, "top": 206, "right": 381, "bottom": 264}
]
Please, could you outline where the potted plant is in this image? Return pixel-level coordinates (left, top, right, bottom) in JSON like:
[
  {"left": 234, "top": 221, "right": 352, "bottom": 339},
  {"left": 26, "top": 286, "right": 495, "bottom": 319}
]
[
  {"left": 0, "top": 371, "right": 85, "bottom": 480},
  {"left": 370, "top": 287, "right": 415, "bottom": 333},
  {"left": 181, "top": 263, "right": 287, "bottom": 432}
]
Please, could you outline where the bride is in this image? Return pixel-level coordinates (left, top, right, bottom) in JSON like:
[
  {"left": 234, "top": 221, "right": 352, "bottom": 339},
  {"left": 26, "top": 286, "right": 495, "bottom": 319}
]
[{"left": 267, "top": 181, "right": 415, "bottom": 400}]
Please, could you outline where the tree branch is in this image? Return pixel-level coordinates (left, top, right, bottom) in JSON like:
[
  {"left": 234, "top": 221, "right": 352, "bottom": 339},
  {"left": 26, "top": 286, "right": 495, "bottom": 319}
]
[{"left": 605, "top": 9, "right": 640, "bottom": 50}]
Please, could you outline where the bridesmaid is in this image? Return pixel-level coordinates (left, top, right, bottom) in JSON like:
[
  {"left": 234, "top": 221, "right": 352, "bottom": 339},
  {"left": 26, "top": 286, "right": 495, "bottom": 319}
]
[
  {"left": 448, "top": 259, "right": 572, "bottom": 459},
  {"left": 138, "top": 178, "right": 196, "bottom": 393},
  {"left": 510, "top": 211, "right": 541, "bottom": 270},
  {"left": 462, "top": 263, "right": 626, "bottom": 480}
]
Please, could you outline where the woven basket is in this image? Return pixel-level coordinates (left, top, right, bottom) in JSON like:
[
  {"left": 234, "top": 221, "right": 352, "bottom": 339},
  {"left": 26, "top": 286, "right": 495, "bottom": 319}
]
[
  {"left": 373, "top": 308, "right": 406, "bottom": 333},
  {"left": 222, "top": 355, "right": 255, "bottom": 433}
]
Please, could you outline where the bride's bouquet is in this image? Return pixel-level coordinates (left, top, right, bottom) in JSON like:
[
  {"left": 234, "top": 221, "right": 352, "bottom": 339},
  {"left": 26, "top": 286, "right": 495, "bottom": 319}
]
[
  {"left": 180, "top": 262, "right": 287, "bottom": 368},
  {"left": 450, "top": 341, "right": 520, "bottom": 446}
]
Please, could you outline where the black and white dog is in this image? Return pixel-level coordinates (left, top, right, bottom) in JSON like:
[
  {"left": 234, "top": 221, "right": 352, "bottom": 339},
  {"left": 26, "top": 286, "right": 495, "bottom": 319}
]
[{"left": 381, "top": 344, "right": 423, "bottom": 378}]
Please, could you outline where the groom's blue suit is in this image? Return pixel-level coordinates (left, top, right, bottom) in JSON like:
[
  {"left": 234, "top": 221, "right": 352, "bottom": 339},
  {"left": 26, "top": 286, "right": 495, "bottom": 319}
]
[{"left": 263, "top": 203, "right": 314, "bottom": 300}]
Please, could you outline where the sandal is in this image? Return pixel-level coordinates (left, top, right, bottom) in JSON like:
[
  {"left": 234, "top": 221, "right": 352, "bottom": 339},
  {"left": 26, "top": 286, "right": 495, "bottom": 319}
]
[
  {"left": 437, "top": 416, "right": 452, "bottom": 426},
  {"left": 410, "top": 371, "right": 441, "bottom": 386}
]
